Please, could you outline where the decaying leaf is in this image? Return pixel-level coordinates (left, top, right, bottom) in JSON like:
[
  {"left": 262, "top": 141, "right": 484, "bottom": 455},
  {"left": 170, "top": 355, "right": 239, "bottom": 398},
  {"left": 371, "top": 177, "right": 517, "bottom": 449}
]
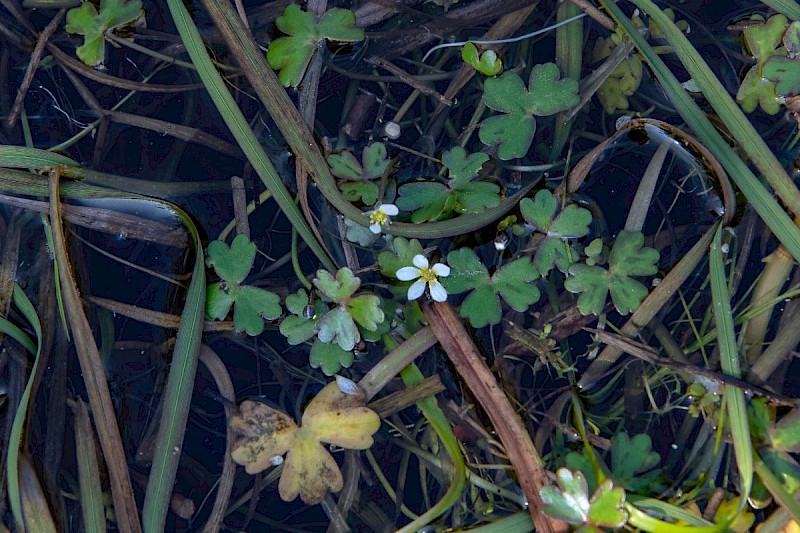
[{"left": 230, "top": 381, "right": 381, "bottom": 504}]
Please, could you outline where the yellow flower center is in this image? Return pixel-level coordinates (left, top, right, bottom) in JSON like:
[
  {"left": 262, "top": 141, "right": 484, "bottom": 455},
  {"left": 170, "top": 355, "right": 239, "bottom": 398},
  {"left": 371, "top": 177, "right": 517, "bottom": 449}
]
[
  {"left": 417, "top": 266, "right": 438, "bottom": 285},
  {"left": 369, "top": 210, "right": 389, "bottom": 226}
]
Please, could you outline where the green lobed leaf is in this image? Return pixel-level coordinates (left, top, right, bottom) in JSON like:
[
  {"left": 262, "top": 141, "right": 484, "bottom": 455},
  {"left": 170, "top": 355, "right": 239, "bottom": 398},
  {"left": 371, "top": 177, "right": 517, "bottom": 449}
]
[
  {"left": 230, "top": 285, "right": 281, "bottom": 336},
  {"left": 267, "top": 5, "right": 363, "bottom": 87},
  {"left": 549, "top": 204, "right": 592, "bottom": 238},
  {"left": 316, "top": 307, "right": 359, "bottom": 351},
  {"left": 785, "top": 21, "right": 800, "bottom": 58},
  {"left": 207, "top": 234, "right": 256, "bottom": 285},
  {"left": 443, "top": 249, "right": 540, "bottom": 327},
  {"left": 313, "top": 268, "right": 361, "bottom": 304},
  {"left": 479, "top": 64, "right": 578, "bottom": 159},
  {"left": 455, "top": 181, "right": 501, "bottom": 211},
  {"left": 540, "top": 468, "right": 590, "bottom": 524},
  {"left": 309, "top": 339, "right": 354, "bottom": 376},
  {"left": 564, "top": 231, "right": 658, "bottom": 315},
  {"left": 396, "top": 181, "right": 449, "bottom": 210},
  {"left": 587, "top": 480, "right": 628, "bottom": 528},
  {"left": 328, "top": 150, "right": 363, "bottom": 181},
  {"left": 742, "top": 14, "right": 788, "bottom": 63},
  {"left": 736, "top": 66, "right": 782, "bottom": 114},
  {"left": 346, "top": 295, "right": 384, "bottom": 331},
  {"left": 65, "top": 0, "right": 143, "bottom": 67},
  {"left": 340, "top": 182, "right": 379, "bottom": 204},
  {"left": 442, "top": 146, "right": 489, "bottom": 189},
  {"left": 610, "top": 433, "right": 660, "bottom": 488},
  {"left": 285, "top": 289, "right": 310, "bottom": 316},
  {"left": 205, "top": 282, "right": 233, "bottom": 320},
  {"left": 520, "top": 190, "right": 558, "bottom": 230},
  {"left": 280, "top": 315, "right": 318, "bottom": 345},
  {"left": 491, "top": 258, "right": 540, "bottom": 311},
  {"left": 764, "top": 55, "right": 800, "bottom": 96},
  {"left": 344, "top": 218, "right": 379, "bottom": 246},
  {"left": 362, "top": 143, "right": 390, "bottom": 179}
]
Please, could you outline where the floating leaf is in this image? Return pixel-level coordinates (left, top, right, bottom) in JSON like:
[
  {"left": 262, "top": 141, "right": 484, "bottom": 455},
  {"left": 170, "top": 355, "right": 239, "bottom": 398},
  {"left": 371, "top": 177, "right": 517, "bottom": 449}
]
[
  {"left": 610, "top": 433, "right": 661, "bottom": 492},
  {"left": 280, "top": 290, "right": 319, "bottom": 345},
  {"left": 736, "top": 14, "right": 790, "bottom": 114},
  {"left": 313, "top": 268, "right": 361, "bottom": 305},
  {"left": 540, "top": 468, "right": 591, "bottom": 524},
  {"left": 443, "top": 248, "right": 540, "bottom": 328},
  {"left": 480, "top": 64, "right": 579, "bottom": 159},
  {"left": 520, "top": 190, "right": 591, "bottom": 275},
  {"left": 564, "top": 230, "right": 659, "bottom": 315},
  {"left": 267, "top": 4, "right": 364, "bottom": 87},
  {"left": 309, "top": 339, "right": 354, "bottom": 375},
  {"left": 587, "top": 479, "right": 628, "bottom": 528},
  {"left": 764, "top": 55, "right": 800, "bottom": 96},
  {"left": 396, "top": 147, "right": 499, "bottom": 221},
  {"left": 230, "top": 381, "right": 380, "bottom": 503},
  {"left": 316, "top": 307, "right": 359, "bottom": 351},
  {"left": 205, "top": 235, "right": 280, "bottom": 335},
  {"left": 65, "top": 0, "right": 143, "bottom": 67},
  {"left": 207, "top": 234, "right": 256, "bottom": 286},
  {"left": 328, "top": 143, "right": 391, "bottom": 204}
]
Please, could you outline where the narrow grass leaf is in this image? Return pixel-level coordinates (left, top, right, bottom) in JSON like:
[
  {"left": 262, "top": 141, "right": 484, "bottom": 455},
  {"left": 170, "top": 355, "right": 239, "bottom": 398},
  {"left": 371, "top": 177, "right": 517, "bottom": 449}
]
[
  {"left": 75, "top": 399, "right": 107, "bottom": 533},
  {"left": 709, "top": 225, "right": 753, "bottom": 509},
  {"left": 6, "top": 284, "right": 42, "bottom": 532},
  {"left": 753, "top": 452, "right": 800, "bottom": 522}
]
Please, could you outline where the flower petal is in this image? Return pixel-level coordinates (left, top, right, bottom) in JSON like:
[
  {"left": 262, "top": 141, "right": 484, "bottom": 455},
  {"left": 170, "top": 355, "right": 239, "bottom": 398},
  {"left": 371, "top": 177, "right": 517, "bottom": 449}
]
[
  {"left": 429, "top": 281, "right": 448, "bottom": 302},
  {"left": 431, "top": 263, "right": 450, "bottom": 277},
  {"left": 381, "top": 204, "right": 399, "bottom": 215},
  {"left": 407, "top": 280, "right": 426, "bottom": 300},
  {"left": 395, "top": 266, "right": 420, "bottom": 281},
  {"left": 412, "top": 254, "right": 429, "bottom": 269},
  {"left": 369, "top": 223, "right": 381, "bottom": 234}
]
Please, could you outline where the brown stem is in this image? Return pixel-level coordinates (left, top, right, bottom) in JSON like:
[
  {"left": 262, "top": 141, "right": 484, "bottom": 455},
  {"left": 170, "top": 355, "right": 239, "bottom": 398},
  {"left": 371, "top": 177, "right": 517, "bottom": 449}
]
[{"left": 423, "top": 301, "right": 567, "bottom": 533}]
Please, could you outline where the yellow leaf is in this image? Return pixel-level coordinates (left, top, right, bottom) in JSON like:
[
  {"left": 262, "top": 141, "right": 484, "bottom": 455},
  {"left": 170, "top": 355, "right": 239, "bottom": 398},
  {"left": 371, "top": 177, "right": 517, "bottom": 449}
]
[
  {"left": 230, "top": 401, "right": 297, "bottom": 474},
  {"left": 278, "top": 428, "right": 343, "bottom": 504}
]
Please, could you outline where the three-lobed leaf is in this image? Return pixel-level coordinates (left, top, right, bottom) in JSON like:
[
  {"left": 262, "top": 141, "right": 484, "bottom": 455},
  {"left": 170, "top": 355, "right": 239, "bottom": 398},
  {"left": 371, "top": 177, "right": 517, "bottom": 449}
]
[
  {"left": 65, "top": 0, "right": 143, "bottom": 67},
  {"left": 328, "top": 143, "right": 390, "bottom": 204},
  {"left": 310, "top": 339, "right": 354, "bottom": 375},
  {"left": 205, "top": 235, "right": 280, "bottom": 335},
  {"left": 267, "top": 4, "right": 364, "bottom": 87},
  {"left": 480, "top": 64, "right": 579, "bottom": 159},
  {"left": 564, "top": 230, "right": 658, "bottom": 316},
  {"left": 313, "top": 268, "right": 361, "bottom": 304},
  {"left": 443, "top": 248, "right": 540, "bottom": 328}
]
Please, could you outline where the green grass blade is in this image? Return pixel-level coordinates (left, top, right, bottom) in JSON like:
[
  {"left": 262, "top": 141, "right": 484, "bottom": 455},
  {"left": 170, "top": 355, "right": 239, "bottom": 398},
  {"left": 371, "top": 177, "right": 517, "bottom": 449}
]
[
  {"left": 759, "top": 0, "right": 800, "bottom": 20},
  {"left": 0, "top": 145, "right": 78, "bottom": 169},
  {"left": 627, "top": 0, "right": 800, "bottom": 219},
  {"left": 600, "top": 0, "right": 800, "bottom": 264},
  {"left": 75, "top": 399, "right": 108, "bottom": 533},
  {"left": 141, "top": 205, "right": 206, "bottom": 531},
  {"left": 0, "top": 315, "right": 36, "bottom": 354},
  {"left": 6, "top": 284, "right": 43, "bottom": 532},
  {"left": 164, "top": 0, "right": 335, "bottom": 272},
  {"left": 709, "top": 225, "right": 753, "bottom": 509}
]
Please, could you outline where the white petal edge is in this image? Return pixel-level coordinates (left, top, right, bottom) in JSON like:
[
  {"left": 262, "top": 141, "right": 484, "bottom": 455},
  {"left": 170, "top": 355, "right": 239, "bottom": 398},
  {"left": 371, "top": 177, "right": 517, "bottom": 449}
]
[
  {"left": 369, "top": 223, "right": 381, "bottom": 234},
  {"left": 431, "top": 263, "right": 450, "bottom": 277},
  {"left": 412, "top": 254, "right": 429, "bottom": 269},
  {"left": 381, "top": 204, "right": 399, "bottom": 215},
  {"left": 407, "top": 281, "right": 426, "bottom": 301},
  {"left": 395, "top": 266, "right": 420, "bottom": 281},
  {"left": 429, "top": 282, "right": 448, "bottom": 302}
]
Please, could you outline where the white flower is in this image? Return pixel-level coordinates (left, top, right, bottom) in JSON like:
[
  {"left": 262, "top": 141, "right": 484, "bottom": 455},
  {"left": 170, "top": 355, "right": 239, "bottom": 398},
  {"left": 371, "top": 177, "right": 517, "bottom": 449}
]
[
  {"left": 366, "top": 204, "right": 399, "bottom": 234},
  {"left": 395, "top": 254, "right": 450, "bottom": 302}
]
